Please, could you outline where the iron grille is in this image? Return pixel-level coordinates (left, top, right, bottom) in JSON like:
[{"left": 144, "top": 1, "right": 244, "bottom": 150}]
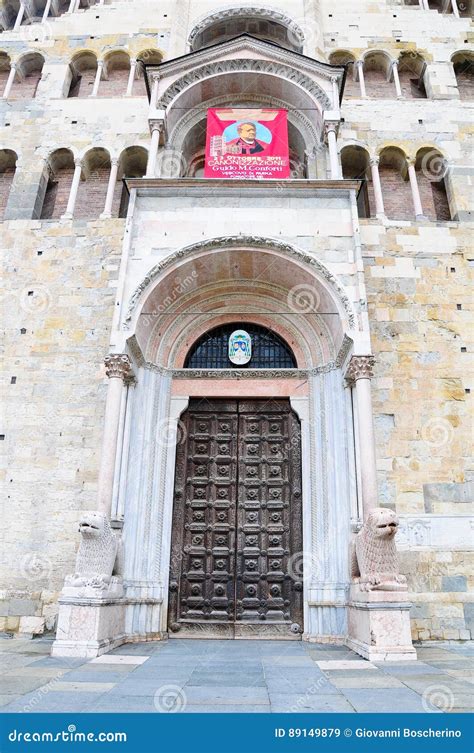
[{"left": 184, "top": 323, "right": 297, "bottom": 369}]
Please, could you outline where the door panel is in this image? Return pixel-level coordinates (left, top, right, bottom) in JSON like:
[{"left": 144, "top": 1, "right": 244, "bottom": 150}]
[{"left": 168, "top": 399, "right": 303, "bottom": 639}]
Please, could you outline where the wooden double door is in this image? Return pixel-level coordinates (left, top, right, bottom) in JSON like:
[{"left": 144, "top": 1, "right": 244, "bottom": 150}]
[{"left": 168, "top": 399, "right": 303, "bottom": 639}]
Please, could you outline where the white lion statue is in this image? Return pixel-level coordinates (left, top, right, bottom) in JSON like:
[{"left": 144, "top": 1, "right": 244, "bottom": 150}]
[
  {"left": 66, "top": 511, "right": 120, "bottom": 590},
  {"left": 351, "top": 508, "right": 407, "bottom": 592}
]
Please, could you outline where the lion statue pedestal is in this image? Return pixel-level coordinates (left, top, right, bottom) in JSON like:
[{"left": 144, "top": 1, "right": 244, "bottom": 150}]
[
  {"left": 51, "top": 512, "right": 126, "bottom": 658},
  {"left": 346, "top": 508, "right": 417, "bottom": 661}
]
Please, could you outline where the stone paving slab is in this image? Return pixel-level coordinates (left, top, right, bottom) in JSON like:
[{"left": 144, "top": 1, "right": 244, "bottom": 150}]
[
  {"left": 340, "top": 687, "right": 435, "bottom": 713},
  {"left": 326, "top": 673, "right": 405, "bottom": 689},
  {"left": 269, "top": 694, "right": 355, "bottom": 713},
  {"left": 91, "top": 655, "right": 149, "bottom": 665},
  {"left": 182, "top": 686, "right": 270, "bottom": 705},
  {"left": 1, "top": 638, "right": 473, "bottom": 714}
]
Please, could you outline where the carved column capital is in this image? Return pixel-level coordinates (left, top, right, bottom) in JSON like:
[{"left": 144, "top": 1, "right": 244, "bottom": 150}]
[
  {"left": 346, "top": 355, "right": 375, "bottom": 382},
  {"left": 369, "top": 156, "right": 380, "bottom": 167},
  {"left": 104, "top": 353, "right": 134, "bottom": 381}
]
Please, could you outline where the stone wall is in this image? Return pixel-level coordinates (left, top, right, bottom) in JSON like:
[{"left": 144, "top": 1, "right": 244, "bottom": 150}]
[{"left": 0, "top": 0, "right": 472, "bottom": 640}]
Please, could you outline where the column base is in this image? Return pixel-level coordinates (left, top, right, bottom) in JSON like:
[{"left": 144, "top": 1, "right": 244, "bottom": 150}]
[
  {"left": 51, "top": 582, "right": 126, "bottom": 658},
  {"left": 346, "top": 584, "right": 417, "bottom": 662},
  {"left": 415, "top": 214, "right": 427, "bottom": 221},
  {"left": 99, "top": 212, "right": 112, "bottom": 220},
  {"left": 60, "top": 213, "right": 73, "bottom": 220}
]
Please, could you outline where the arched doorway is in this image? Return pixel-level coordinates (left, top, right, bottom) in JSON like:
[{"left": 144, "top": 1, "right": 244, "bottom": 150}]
[
  {"left": 118, "top": 237, "right": 359, "bottom": 644},
  {"left": 168, "top": 395, "right": 303, "bottom": 639}
]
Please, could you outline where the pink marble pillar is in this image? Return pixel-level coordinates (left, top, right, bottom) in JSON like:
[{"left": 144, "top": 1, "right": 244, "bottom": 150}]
[
  {"left": 346, "top": 356, "right": 378, "bottom": 520},
  {"left": 97, "top": 354, "right": 134, "bottom": 518}
]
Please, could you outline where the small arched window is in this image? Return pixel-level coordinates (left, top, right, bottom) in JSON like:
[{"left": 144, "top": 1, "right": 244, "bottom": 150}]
[{"left": 184, "top": 323, "right": 297, "bottom": 369}]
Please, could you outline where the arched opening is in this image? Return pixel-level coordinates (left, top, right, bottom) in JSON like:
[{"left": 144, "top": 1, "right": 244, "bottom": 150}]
[
  {"left": 427, "top": 0, "right": 470, "bottom": 13},
  {"left": 329, "top": 51, "right": 359, "bottom": 98},
  {"left": 378, "top": 146, "right": 413, "bottom": 220},
  {"left": 0, "top": 52, "right": 11, "bottom": 96},
  {"left": 189, "top": 10, "right": 304, "bottom": 53},
  {"left": 160, "top": 67, "right": 327, "bottom": 179},
  {"left": 398, "top": 52, "right": 427, "bottom": 99},
  {"left": 98, "top": 51, "right": 130, "bottom": 97},
  {"left": 452, "top": 51, "right": 474, "bottom": 100},
  {"left": 0, "top": 149, "right": 17, "bottom": 219},
  {"left": 67, "top": 51, "right": 98, "bottom": 98},
  {"left": 41, "top": 148, "right": 75, "bottom": 219},
  {"left": 363, "top": 51, "right": 395, "bottom": 99},
  {"left": 129, "top": 241, "right": 352, "bottom": 370},
  {"left": 340, "top": 145, "right": 372, "bottom": 218},
  {"left": 184, "top": 322, "right": 298, "bottom": 369},
  {"left": 115, "top": 145, "right": 148, "bottom": 217},
  {"left": 1, "top": 3, "right": 16, "bottom": 29},
  {"left": 415, "top": 147, "right": 451, "bottom": 221},
  {"left": 75, "top": 147, "right": 111, "bottom": 219},
  {"left": 9, "top": 53, "right": 44, "bottom": 99}
]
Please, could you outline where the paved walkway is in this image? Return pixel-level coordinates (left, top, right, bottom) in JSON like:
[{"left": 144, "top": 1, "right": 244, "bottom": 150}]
[{"left": 0, "top": 637, "right": 472, "bottom": 713}]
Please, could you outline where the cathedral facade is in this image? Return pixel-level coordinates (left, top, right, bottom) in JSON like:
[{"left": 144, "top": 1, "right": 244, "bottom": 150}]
[{"left": 1, "top": 0, "right": 473, "bottom": 652}]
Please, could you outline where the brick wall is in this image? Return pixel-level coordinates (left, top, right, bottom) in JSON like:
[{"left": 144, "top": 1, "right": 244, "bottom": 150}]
[
  {"left": 456, "top": 69, "right": 474, "bottom": 101},
  {"left": 9, "top": 71, "right": 42, "bottom": 99},
  {"left": 75, "top": 168, "right": 110, "bottom": 219},
  {"left": 379, "top": 166, "right": 414, "bottom": 220},
  {"left": 97, "top": 69, "right": 129, "bottom": 98},
  {"left": 364, "top": 69, "right": 397, "bottom": 98},
  {"left": 68, "top": 70, "right": 97, "bottom": 98},
  {"left": 0, "top": 69, "right": 9, "bottom": 94},
  {"left": 40, "top": 168, "right": 74, "bottom": 220},
  {"left": 418, "top": 171, "right": 451, "bottom": 221},
  {"left": 0, "top": 168, "right": 15, "bottom": 219}
]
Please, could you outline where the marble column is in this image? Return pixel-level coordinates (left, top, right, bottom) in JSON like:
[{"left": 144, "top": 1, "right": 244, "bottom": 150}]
[
  {"left": 146, "top": 122, "right": 162, "bottom": 177},
  {"left": 331, "top": 75, "right": 340, "bottom": 110},
  {"left": 100, "top": 157, "right": 119, "bottom": 218},
  {"left": 451, "top": 0, "right": 460, "bottom": 17},
  {"left": 150, "top": 75, "right": 159, "bottom": 107},
  {"left": 356, "top": 60, "right": 367, "bottom": 97},
  {"left": 325, "top": 123, "right": 341, "bottom": 180},
  {"left": 370, "top": 157, "right": 385, "bottom": 217},
  {"left": 90, "top": 60, "right": 103, "bottom": 97},
  {"left": 67, "top": 0, "right": 76, "bottom": 12},
  {"left": 2, "top": 65, "right": 16, "bottom": 100},
  {"left": 42, "top": 0, "right": 53, "bottom": 21},
  {"left": 61, "top": 158, "right": 82, "bottom": 219},
  {"left": 97, "top": 354, "right": 134, "bottom": 518},
  {"left": 392, "top": 61, "right": 402, "bottom": 98},
  {"left": 126, "top": 58, "right": 137, "bottom": 96},
  {"left": 407, "top": 158, "right": 425, "bottom": 220},
  {"left": 346, "top": 356, "right": 378, "bottom": 520},
  {"left": 13, "top": 2, "right": 25, "bottom": 30}
]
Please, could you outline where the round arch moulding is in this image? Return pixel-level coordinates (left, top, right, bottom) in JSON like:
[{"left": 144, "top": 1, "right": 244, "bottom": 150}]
[
  {"left": 122, "top": 236, "right": 358, "bottom": 334},
  {"left": 187, "top": 5, "right": 306, "bottom": 49}
]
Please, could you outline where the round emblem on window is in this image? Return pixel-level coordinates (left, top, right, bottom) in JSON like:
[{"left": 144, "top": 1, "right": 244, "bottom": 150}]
[{"left": 228, "top": 330, "right": 252, "bottom": 365}]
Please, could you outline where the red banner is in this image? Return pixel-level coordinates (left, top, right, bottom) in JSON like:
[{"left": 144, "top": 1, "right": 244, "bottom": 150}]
[{"left": 204, "top": 108, "right": 290, "bottom": 179}]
